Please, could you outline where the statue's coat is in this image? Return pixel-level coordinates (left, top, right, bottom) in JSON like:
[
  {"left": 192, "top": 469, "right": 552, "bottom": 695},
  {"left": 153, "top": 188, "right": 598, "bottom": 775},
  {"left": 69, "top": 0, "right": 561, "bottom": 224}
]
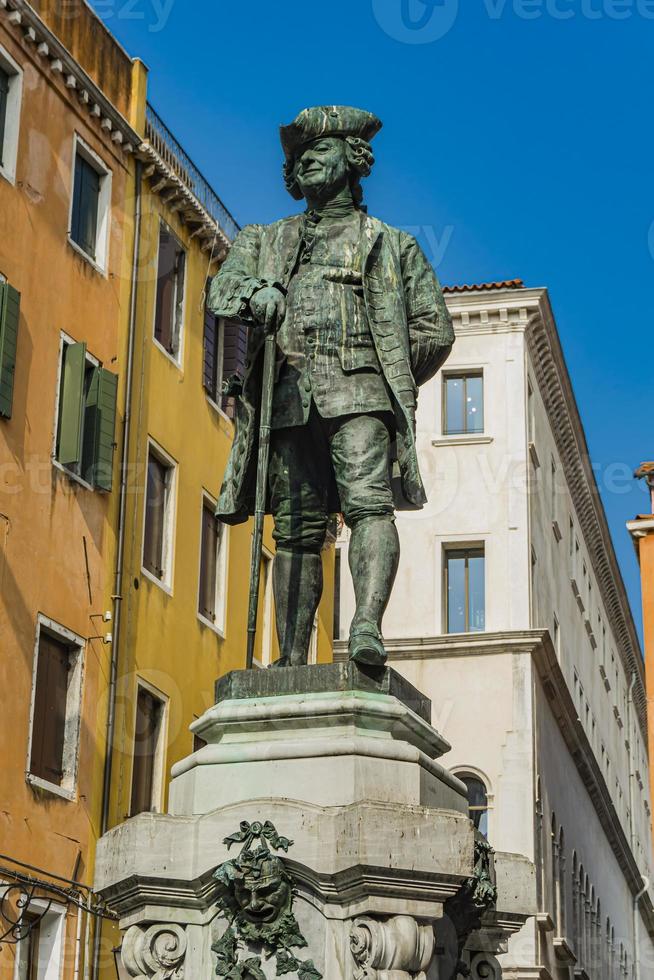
[{"left": 208, "top": 213, "right": 454, "bottom": 524}]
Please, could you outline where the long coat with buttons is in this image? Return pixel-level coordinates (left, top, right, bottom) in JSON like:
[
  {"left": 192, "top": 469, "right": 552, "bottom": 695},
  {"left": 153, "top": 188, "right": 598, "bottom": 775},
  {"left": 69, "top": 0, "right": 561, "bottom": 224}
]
[{"left": 208, "top": 212, "right": 454, "bottom": 524}]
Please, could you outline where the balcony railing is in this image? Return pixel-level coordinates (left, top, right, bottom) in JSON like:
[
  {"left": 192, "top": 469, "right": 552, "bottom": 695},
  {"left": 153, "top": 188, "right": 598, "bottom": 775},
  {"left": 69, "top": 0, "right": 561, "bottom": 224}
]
[{"left": 145, "top": 104, "right": 240, "bottom": 242}]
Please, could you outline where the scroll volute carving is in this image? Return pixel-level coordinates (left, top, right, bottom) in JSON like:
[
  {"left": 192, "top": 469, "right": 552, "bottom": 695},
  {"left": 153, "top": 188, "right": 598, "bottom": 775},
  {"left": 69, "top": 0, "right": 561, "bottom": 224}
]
[
  {"left": 350, "top": 914, "right": 435, "bottom": 978},
  {"left": 120, "top": 922, "right": 187, "bottom": 979}
]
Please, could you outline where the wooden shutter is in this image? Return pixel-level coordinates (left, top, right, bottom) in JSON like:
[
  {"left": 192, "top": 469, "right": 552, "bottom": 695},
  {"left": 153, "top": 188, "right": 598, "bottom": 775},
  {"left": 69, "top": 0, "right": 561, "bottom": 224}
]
[
  {"left": 30, "top": 632, "right": 70, "bottom": 785},
  {"left": 0, "top": 67, "right": 9, "bottom": 168},
  {"left": 0, "top": 282, "right": 20, "bottom": 419},
  {"left": 221, "top": 318, "right": 247, "bottom": 417},
  {"left": 130, "top": 687, "right": 160, "bottom": 816},
  {"left": 143, "top": 453, "right": 166, "bottom": 578},
  {"left": 56, "top": 342, "right": 86, "bottom": 465},
  {"left": 203, "top": 309, "right": 218, "bottom": 397},
  {"left": 199, "top": 504, "right": 218, "bottom": 620},
  {"left": 154, "top": 229, "right": 176, "bottom": 352},
  {"left": 82, "top": 367, "right": 118, "bottom": 490},
  {"left": 71, "top": 154, "right": 100, "bottom": 259}
]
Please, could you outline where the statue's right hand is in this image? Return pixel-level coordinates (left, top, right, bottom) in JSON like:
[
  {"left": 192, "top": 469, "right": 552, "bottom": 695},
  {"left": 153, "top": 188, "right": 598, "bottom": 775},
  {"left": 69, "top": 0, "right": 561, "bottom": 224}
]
[{"left": 250, "top": 286, "right": 286, "bottom": 333}]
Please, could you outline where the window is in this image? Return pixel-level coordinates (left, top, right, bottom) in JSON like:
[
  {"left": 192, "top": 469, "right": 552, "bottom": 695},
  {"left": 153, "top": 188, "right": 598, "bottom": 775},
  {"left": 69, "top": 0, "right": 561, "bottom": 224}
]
[
  {"left": 130, "top": 683, "right": 167, "bottom": 816},
  {"left": 260, "top": 551, "right": 274, "bottom": 666},
  {"left": 333, "top": 548, "right": 342, "bottom": 640},
  {"left": 0, "top": 279, "right": 19, "bottom": 419},
  {"left": 456, "top": 773, "right": 489, "bottom": 837},
  {"left": 443, "top": 372, "right": 483, "bottom": 435},
  {"left": 444, "top": 546, "right": 485, "bottom": 633},
  {"left": 198, "top": 495, "right": 227, "bottom": 632},
  {"left": 69, "top": 136, "right": 111, "bottom": 271},
  {"left": 10, "top": 902, "right": 66, "bottom": 980},
  {"left": 528, "top": 379, "right": 535, "bottom": 443},
  {"left": 142, "top": 442, "right": 176, "bottom": 588},
  {"left": 0, "top": 45, "right": 23, "bottom": 184},
  {"left": 553, "top": 614, "right": 560, "bottom": 657},
  {"left": 203, "top": 308, "right": 247, "bottom": 418},
  {"left": 154, "top": 223, "right": 186, "bottom": 362},
  {"left": 54, "top": 337, "right": 118, "bottom": 489},
  {"left": 27, "top": 617, "right": 84, "bottom": 797}
]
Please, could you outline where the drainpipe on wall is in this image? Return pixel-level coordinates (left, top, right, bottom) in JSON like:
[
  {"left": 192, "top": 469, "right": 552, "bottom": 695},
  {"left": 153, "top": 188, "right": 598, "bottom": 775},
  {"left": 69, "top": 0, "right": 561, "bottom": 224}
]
[{"left": 91, "top": 158, "right": 144, "bottom": 980}]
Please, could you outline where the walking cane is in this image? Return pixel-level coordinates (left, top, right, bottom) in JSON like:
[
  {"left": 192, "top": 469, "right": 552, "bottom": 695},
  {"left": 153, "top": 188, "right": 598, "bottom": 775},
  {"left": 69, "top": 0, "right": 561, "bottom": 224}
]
[{"left": 245, "top": 325, "right": 277, "bottom": 669}]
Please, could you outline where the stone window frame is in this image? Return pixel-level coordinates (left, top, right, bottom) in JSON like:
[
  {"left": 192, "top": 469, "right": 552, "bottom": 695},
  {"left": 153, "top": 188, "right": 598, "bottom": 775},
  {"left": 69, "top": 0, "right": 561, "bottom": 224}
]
[
  {"left": 197, "top": 489, "right": 229, "bottom": 638},
  {"left": 67, "top": 132, "right": 113, "bottom": 276},
  {"left": 0, "top": 42, "right": 23, "bottom": 186},
  {"left": 25, "top": 615, "right": 86, "bottom": 802},
  {"left": 451, "top": 766, "right": 493, "bottom": 840},
  {"left": 152, "top": 219, "right": 187, "bottom": 369},
  {"left": 141, "top": 437, "right": 178, "bottom": 595},
  {"left": 128, "top": 677, "right": 169, "bottom": 817}
]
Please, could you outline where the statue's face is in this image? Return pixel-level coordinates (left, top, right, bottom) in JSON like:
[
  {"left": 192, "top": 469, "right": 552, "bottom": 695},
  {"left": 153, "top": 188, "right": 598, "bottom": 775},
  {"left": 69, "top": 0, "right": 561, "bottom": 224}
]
[
  {"left": 234, "top": 874, "right": 292, "bottom": 924},
  {"left": 294, "top": 137, "right": 349, "bottom": 200}
]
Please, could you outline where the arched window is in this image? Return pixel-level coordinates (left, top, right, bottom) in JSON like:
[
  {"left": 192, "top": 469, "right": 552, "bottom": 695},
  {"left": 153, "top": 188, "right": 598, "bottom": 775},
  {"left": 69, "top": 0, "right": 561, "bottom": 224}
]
[
  {"left": 455, "top": 772, "right": 489, "bottom": 838},
  {"left": 558, "top": 827, "right": 566, "bottom": 935},
  {"left": 551, "top": 814, "right": 560, "bottom": 930}
]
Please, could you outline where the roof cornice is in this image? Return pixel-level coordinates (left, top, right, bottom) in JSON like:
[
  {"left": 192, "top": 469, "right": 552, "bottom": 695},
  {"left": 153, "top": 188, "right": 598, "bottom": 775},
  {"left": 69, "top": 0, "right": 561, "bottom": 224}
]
[
  {"left": 526, "top": 291, "right": 647, "bottom": 735},
  {"left": 2, "top": 0, "right": 140, "bottom": 153}
]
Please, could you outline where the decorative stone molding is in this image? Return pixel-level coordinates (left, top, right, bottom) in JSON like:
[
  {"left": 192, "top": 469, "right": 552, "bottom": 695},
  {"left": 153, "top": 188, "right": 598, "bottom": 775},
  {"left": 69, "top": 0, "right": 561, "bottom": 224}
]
[
  {"left": 121, "top": 923, "right": 187, "bottom": 979},
  {"left": 350, "top": 914, "right": 435, "bottom": 978},
  {"left": 463, "top": 951, "right": 502, "bottom": 980}
]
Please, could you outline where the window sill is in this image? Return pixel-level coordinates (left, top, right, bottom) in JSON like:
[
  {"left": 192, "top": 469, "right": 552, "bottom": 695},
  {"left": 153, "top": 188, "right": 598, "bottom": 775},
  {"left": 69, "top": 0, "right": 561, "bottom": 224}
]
[
  {"left": 553, "top": 936, "right": 577, "bottom": 965},
  {"left": 197, "top": 612, "right": 225, "bottom": 638},
  {"left": 153, "top": 336, "right": 183, "bottom": 371},
  {"left": 141, "top": 566, "right": 173, "bottom": 596},
  {"left": 66, "top": 235, "right": 107, "bottom": 277},
  {"left": 26, "top": 772, "right": 75, "bottom": 802},
  {"left": 536, "top": 912, "right": 556, "bottom": 932},
  {"left": 432, "top": 435, "right": 493, "bottom": 448},
  {"left": 206, "top": 395, "right": 233, "bottom": 426},
  {"left": 52, "top": 458, "right": 95, "bottom": 492},
  {"left": 552, "top": 520, "right": 562, "bottom": 542},
  {"left": 0, "top": 163, "right": 16, "bottom": 186}
]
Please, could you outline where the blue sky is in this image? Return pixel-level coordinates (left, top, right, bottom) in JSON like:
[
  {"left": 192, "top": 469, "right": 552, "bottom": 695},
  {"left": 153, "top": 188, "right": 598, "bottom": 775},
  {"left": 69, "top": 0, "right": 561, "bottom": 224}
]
[{"left": 92, "top": 0, "right": 652, "bottom": 641}]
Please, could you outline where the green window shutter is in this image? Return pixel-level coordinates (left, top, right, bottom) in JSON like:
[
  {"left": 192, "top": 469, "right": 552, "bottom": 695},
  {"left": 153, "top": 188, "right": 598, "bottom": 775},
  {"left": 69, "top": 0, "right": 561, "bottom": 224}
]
[
  {"left": 84, "top": 367, "right": 118, "bottom": 491},
  {"left": 56, "top": 341, "right": 86, "bottom": 465},
  {"left": 0, "top": 282, "right": 20, "bottom": 419}
]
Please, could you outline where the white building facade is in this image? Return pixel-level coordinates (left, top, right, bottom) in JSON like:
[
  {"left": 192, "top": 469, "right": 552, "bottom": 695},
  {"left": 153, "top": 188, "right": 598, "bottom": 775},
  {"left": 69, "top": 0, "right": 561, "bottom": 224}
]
[{"left": 336, "top": 282, "right": 654, "bottom": 979}]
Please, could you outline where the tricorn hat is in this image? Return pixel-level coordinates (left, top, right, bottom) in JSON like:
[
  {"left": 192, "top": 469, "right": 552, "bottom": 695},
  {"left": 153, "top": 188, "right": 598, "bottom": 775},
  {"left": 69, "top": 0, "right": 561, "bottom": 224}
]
[{"left": 280, "top": 105, "right": 382, "bottom": 162}]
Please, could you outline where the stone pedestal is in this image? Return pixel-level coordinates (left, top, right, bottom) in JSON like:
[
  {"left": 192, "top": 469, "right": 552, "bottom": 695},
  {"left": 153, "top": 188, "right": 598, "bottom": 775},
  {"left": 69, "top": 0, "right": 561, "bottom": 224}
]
[{"left": 95, "top": 665, "right": 535, "bottom": 979}]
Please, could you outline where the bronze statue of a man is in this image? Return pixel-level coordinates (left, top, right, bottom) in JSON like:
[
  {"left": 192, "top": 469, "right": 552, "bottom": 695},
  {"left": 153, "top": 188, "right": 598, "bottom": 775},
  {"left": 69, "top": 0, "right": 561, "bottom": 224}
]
[{"left": 209, "top": 106, "right": 454, "bottom": 668}]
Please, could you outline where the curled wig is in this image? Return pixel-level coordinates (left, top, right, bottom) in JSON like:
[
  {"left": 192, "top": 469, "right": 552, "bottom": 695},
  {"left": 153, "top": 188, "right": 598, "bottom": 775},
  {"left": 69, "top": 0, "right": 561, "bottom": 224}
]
[{"left": 283, "top": 136, "right": 375, "bottom": 207}]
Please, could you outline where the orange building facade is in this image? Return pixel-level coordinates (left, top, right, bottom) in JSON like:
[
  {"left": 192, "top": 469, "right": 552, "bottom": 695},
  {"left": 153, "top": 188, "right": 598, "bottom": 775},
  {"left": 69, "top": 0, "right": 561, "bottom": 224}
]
[{"left": 0, "top": 2, "right": 141, "bottom": 976}]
